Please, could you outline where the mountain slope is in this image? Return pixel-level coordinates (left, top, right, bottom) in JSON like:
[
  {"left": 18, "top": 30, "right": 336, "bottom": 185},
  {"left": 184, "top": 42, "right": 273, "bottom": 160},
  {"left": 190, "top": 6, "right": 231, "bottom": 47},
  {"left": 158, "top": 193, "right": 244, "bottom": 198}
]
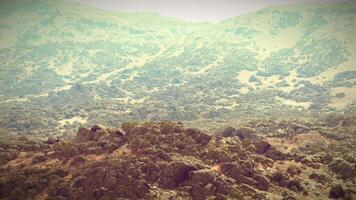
[{"left": 0, "top": 0, "right": 355, "bottom": 137}]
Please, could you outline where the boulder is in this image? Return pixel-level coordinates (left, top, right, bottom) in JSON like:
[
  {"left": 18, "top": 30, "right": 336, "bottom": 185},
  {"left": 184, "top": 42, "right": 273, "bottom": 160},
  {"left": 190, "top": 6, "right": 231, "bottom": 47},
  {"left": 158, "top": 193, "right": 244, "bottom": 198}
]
[
  {"left": 160, "top": 161, "right": 197, "bottom": 188},
  {"left": 71, "top": 176, "right": 87, "bottom": 188},
  {"left": 253, "top": 174, "right": 270, "bottom": 191},
  {"left": 329, "top": 184, "right": 345, "bottom": 199},
  {"left": 254, "top": 140, "right": 271, "bottom": 154},
  {"left": 90, "top": 125, "right": 103, "bottom": 132},
  {"left": 76, "top": 127, "right": 91, "bottom": 142},
  {"left": 32, "top": 154, "right": 48, "bottom": 164},
  {"left": 189, "top": 169, "right": 216, "bottom": 185},
  {"left": 190, "top": 183, "right": 216, "bottom": 200},
  {"left": 45, "top": 138, "right": 59, "bottom": 145},
  {"left": 235, "top": 127, "right": 258, "bottom": 141},
  {"left": 220, "top": 162, "right": 254, "bottom": 179},
  {"left": 102, "top": 142, "right": 119, "bottom": 153},
  {"left": 218, "top": 125, "right": 236, "bottom": 137}
]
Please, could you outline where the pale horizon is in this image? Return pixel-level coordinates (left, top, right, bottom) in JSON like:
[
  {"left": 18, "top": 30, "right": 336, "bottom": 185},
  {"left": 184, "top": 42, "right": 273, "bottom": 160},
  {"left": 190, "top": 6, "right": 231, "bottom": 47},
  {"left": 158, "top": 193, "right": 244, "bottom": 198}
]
[{"left": 70, "top": 0, "right": 356, "bottom": 23}]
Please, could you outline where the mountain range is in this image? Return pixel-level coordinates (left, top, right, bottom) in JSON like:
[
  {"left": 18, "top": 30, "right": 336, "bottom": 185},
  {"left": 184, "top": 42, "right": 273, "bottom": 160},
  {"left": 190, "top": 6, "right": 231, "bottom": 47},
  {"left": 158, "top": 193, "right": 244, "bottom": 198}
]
[{"left": 0, "top": 0, "right": 355, "bottom": 138}]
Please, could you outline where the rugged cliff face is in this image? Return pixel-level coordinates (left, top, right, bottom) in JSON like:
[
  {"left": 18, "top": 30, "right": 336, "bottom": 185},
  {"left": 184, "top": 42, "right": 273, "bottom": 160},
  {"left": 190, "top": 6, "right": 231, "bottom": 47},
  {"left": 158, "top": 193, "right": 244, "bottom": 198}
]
[{"left": 1, "top": 118, "right": 355, "bottom": 200}]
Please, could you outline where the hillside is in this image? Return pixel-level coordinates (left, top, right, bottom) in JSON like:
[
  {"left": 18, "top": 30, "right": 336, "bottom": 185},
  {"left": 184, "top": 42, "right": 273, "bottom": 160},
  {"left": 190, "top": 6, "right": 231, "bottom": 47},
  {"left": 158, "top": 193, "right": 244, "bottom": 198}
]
[{"left": 0, "top": 0, "right": 355, "bottom": 138}]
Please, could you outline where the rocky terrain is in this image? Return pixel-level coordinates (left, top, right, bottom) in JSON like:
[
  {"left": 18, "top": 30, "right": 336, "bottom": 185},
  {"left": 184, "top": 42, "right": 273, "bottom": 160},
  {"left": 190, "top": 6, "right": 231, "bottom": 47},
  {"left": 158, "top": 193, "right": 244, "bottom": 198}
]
[
  {"left": 0, "top": 115, "right": 355, "bottom": 200},
  {"left": 0, "top": 1, "right": 355, "bottom": 199}
]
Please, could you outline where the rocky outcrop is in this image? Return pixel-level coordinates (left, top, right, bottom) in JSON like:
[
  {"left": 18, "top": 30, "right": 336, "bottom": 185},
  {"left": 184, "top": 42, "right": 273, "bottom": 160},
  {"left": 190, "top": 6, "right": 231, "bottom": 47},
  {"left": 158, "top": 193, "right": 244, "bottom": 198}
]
[{"left": 0, "top": 120, "right": 355, "bottom": 200}]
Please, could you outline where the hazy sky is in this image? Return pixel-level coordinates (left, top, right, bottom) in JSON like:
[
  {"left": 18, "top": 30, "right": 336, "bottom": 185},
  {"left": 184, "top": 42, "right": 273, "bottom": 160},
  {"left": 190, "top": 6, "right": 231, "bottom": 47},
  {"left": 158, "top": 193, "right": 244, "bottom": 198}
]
[{"left": 71, "top": 0, "right": 356, "bottom": 23}]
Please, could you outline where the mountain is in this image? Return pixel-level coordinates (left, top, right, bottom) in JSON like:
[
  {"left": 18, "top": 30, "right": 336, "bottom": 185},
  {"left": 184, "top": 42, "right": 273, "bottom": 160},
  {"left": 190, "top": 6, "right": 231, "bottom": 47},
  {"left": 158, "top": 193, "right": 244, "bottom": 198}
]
[{"left": 0, "top": 0, "right": 356, "bottom": 138}]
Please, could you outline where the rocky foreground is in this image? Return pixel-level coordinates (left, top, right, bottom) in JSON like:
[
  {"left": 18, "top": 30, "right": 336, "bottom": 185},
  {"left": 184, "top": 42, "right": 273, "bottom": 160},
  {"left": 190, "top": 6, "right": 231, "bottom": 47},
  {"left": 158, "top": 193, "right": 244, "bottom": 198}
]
[{"left": 0, "top": 117, "right": 355, "bottom": 200}]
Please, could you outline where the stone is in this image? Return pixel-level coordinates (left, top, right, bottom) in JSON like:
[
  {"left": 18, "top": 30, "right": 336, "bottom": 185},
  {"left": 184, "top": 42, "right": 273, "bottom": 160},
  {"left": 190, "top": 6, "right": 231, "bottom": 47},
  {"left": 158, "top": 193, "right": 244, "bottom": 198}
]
[
  {"left": 90, "top": 125, "right": 103, "bottom": 132},
  {"left": 102, "top": 142, "right": 119, "bottom": 153},
  {"left": 220, "top": 162, "right": 254, "bottom": 179},
  {"left": 329, "top": 184, "right": 345, "bottom": 199},
  {"left": 253, "top": 174, "right": 270, "bottom": 191},
  {"left": 190, "top": 184, "right": 216, "bottom": 200},
  {"left": 218, "top": 125, "right": 236, "bottom": 137},
  {"left": 160, "top": 161, "right": 197, "bottom": 188},
  {"left": 235, "top": 127, "right": 257, "bottom": 141},
  {"left": 72, "top": 176, "right": 87, "bottom": 188},
  {"left": 189, "top": 169, "right": 216, "bottom": 185},
  {"left": 254, "top": 140, "right": 271, "bottom": 154},
  {"left": 76, "top": 127, "right": 91, "bottom": 142},
  {"left": 45, "top": 137, "right": 59, "bottom": 145},
  {"left": 32, "top": 154, "right": 48, "bottom": 164}
]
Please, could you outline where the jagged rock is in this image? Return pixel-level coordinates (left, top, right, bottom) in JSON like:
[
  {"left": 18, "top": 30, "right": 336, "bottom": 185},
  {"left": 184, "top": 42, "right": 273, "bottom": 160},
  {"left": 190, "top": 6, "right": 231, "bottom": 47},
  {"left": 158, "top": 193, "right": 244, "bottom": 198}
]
[
  {"left": 110, "top": 129, "right": 126, "bottom": 137},
  {"left": 71, "top": 176, "right": 87, "bottom": 188},
  {"left": 190, "top": 183, "right": 216, "bottom": 200},
  {"left": 156, "top": 149, "right": 171, "bottom": 161},
  {"left": 270, "top": 171, "right": 289, "bottom": 184},
  {"left": 189, "top": 169, "right": 216, "bottom": 185},
  {"left": 265, "top": 147, "right": 286, "bottom": 160},
  {"left": 220, "top": 162, "right": 254, "bottom": 179},
  {"left": 329, "top": 184, "right": 345, "bottom": 199},
  {"left": 129, "top": 137, "right": 152, "bottom": 151},
  {"left": 235, "top": 127, "right": 257, "bottom": 141},
  {"left": 253, "top": 174, "right": 270, "bottom": 191},
  {"left": 45, "top": 137, "right": 59, "bottom": 145},
  {"left": 287, "top": 179, "right": 303, "bottom": 192},
  {"left": 92, "top": 130, "right": 107, "bottom": 141},
  {"left": 144, "top": 132, "right": 159, "bottom": 145},
  {"left": 253, "top": 155, "right": 273, "bottom": 167},
  {"left": 254, "top": 140, "right": 271, "bottom": 154},
  {"left": 90, "top": 125, "right": 103, "bottom": 132},
  {"left": 195, "top": 132, "right": 212, "bottom": 145},
  {"left": 76, "top": 127, "right": 91, "bottom": 142},
  {"left": 213, "top": 179, "right": 229, "bottom": 195},
  {"left": 102, "top": 142, "right": 119, "bottom": 153},
  {"left": 270, "top": 171, "right": 303, "bottom": 192},
  {"left": 144, "top": 163, "right": 160, "bottom": 182},
  {"left": 218, "top": 125, "right": 236, "bottom": 137},
  {"left": 160, "top": 161, "right": 197, "bottom": 188},
  {"left": 203, "top": 148, "right": 232, "bottom": 163},
  {"left": 32, "top": 154, "right": 48, "bottom": 164},
  {"left": 185, "top": 128, "right": 212, "bottom": 145}
]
